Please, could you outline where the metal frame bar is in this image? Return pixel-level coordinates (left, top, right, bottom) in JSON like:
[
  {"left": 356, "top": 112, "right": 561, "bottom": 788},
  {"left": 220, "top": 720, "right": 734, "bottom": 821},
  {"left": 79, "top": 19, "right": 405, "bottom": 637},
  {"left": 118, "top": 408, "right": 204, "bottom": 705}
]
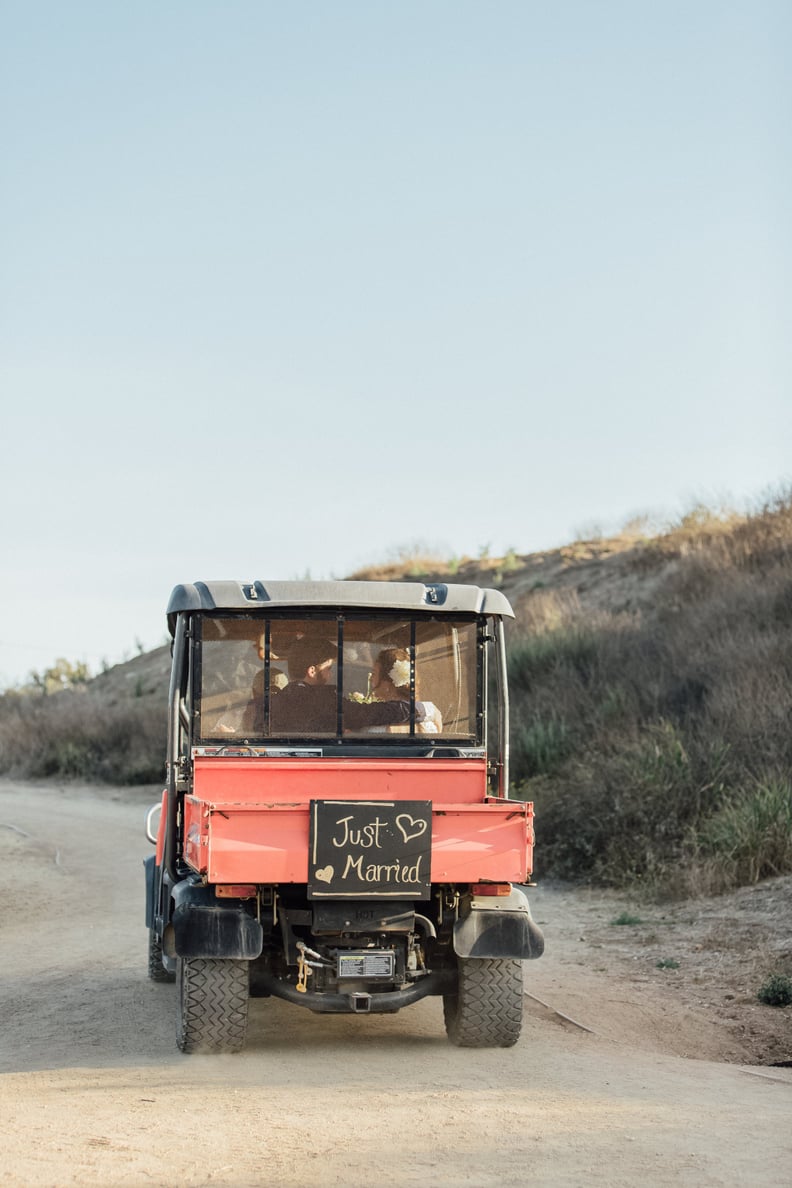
[
  {"left": 496, "top": 618, "right": 510, "bottom": 796},
  {"left": 263, "top": 619, "right": 271, "bottom": 734},
  {"left": 165, "top": 612, "right": 187, "bottom": 881},
  {"left": 335, "top": 616, "right": 345, "bottom": 738},
  {"left": 409, "top": 620, "right": 416, "bottom": 738}
]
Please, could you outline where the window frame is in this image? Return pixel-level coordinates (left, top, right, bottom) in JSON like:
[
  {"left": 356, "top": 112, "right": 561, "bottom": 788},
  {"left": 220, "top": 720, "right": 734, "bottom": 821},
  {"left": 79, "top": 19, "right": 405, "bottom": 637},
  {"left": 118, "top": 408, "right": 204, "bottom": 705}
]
[{"left": 191, "top": 611, "right": 485, "bottom": 748}]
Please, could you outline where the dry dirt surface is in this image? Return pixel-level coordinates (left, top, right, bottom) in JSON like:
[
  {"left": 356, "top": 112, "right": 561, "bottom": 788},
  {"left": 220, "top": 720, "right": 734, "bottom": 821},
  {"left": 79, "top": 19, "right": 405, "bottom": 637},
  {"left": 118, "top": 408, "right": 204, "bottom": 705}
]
[{"left": 1, "top": 779, "right": 790, "bottom": 1188}]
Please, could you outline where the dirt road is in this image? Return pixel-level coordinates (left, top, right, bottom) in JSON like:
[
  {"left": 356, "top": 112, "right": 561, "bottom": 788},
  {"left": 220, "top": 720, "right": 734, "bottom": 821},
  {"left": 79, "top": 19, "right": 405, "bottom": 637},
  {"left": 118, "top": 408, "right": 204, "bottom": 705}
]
[{"left": 1, "top": 780, "right": 789, "bottom": 1187}]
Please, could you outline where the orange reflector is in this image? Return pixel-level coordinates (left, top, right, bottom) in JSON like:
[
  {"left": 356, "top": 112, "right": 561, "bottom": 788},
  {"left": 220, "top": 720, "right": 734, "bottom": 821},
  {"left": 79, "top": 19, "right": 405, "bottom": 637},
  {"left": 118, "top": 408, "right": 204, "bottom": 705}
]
[
  {"left": 215, "top": 884, "right": 257, "bottom": 898},
  {"left": 471, "top": 882, "right": 512, "bottom": 897}
]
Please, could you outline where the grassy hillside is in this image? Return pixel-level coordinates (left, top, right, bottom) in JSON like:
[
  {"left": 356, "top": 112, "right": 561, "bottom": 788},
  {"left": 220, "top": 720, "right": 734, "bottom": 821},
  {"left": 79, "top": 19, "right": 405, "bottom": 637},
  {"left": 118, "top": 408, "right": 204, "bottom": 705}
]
[{"left": 1, "top": 493, "right": 790, "bottom": 896}]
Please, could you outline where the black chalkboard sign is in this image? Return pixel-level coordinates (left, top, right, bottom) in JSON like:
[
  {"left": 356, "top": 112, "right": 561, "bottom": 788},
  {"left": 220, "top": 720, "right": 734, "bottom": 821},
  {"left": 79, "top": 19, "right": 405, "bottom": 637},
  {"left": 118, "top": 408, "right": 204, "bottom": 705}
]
[{"left": 309, "top": 800, "right": 432, "bottom": 900}]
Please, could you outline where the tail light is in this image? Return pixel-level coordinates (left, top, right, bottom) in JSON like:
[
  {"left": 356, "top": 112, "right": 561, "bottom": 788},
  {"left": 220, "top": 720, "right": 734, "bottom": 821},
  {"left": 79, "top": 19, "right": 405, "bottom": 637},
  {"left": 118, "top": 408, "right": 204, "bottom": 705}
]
[{"left": 471, "top": 882, "right": 512, "bottom": 896}]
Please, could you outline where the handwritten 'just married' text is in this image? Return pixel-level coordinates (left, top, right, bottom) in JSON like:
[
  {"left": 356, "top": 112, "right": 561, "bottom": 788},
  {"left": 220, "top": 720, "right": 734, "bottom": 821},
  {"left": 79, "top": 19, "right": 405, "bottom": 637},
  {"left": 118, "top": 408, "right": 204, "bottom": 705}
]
[
  {"left": 331, "top": 815, "right": 387, "bottom": 849},
  {"left": 310, "top": 800, "right": 432, "bottom": 897}
]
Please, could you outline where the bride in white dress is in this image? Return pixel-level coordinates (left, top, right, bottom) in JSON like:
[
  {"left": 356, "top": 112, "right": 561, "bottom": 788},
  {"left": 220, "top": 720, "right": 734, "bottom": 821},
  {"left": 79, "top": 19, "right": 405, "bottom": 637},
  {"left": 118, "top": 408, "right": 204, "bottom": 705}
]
[{"left": 368, "top": 647, "right": 443, "bottom": 734}]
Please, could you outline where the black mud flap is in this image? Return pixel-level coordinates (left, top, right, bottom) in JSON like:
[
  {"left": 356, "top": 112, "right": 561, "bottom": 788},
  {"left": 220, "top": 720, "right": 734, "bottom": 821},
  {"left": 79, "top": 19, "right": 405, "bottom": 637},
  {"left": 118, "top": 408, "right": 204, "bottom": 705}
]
[
  {"left": 172, "top": 880, "right": 263, "bottom": 960},
  {"left": 453, "top": 888, "right": 545, "bottom": 960},
  {"left": 144, "top": 854, "right": 156, "bottom": 929}
]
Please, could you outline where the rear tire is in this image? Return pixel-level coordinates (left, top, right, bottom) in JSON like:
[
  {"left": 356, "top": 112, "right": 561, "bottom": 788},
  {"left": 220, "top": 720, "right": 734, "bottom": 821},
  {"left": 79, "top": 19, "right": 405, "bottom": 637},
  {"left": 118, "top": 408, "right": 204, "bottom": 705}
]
[
  {"left": 176, "top": 958, "right": 249, "bottom": 1053},
  {"left": 147, "top": 927, "right": 175, "bottom": 983},
  {"left": 443, "top": 957, "right": 523, "bottom": 1048}
]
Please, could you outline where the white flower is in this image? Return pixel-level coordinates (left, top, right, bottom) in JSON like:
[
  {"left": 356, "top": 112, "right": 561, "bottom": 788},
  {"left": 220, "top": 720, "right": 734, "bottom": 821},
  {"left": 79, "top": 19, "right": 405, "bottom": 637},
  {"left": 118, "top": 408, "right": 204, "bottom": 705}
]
[{"left": 389, "top": 659, "right": 411, "bottom": 688}]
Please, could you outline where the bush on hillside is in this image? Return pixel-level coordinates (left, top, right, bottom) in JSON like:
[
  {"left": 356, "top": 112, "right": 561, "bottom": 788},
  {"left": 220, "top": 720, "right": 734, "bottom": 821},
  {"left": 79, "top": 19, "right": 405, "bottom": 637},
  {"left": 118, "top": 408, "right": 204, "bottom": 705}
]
[
  {"left": 0, "top": 686, "right": 166, "bottom": 785},
  {"left": 511, "top": 492, "right": 792, "bottom": 895}
]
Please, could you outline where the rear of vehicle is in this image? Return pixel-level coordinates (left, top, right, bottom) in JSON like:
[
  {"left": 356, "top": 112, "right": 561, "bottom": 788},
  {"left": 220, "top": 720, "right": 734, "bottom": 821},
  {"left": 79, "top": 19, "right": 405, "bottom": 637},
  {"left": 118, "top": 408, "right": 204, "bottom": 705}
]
[{"left": 144, "top": 580, "right": 543, "bottom": 1052}]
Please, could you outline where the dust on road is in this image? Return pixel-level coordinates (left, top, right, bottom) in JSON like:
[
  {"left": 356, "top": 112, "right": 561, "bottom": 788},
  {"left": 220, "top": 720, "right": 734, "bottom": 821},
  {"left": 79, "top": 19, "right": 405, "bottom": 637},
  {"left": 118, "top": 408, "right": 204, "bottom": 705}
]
[{"left": 1, "top": 780, "right": 789, "bottom": 1187}]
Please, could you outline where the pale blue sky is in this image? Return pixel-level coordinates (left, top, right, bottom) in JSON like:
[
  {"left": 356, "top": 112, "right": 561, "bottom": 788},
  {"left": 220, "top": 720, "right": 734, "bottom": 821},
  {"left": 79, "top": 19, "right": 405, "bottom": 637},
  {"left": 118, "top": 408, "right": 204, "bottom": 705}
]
[{"left": 1, "top": 2, "right": 789, "bottom": 686}]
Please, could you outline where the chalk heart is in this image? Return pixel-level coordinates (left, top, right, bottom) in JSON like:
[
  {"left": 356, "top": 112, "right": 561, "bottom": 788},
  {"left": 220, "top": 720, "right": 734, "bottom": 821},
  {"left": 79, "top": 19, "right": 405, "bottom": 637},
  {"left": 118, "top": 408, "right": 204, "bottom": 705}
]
[
  {"left": 314, "top": 865, "right": 334, "bottom": 884},
  {"left": 395, "top": 814, "right": 428, "bottom": 845}
]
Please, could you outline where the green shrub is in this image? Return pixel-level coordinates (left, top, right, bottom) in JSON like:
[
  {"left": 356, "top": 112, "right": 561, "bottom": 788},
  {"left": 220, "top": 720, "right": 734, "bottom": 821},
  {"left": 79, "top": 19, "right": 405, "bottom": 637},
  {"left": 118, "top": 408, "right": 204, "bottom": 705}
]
[
  {"left": 695, "top": 780, "right": 792, "bottom": 886},
  {"left": 513, "top": 715, "right": 571, "bottom": 778},
  {"left": 757, "top": 974, "right": 792, "bottom": 1007},
  {"left": 508, "top": 625, "right": 600, "bottom": 689}
]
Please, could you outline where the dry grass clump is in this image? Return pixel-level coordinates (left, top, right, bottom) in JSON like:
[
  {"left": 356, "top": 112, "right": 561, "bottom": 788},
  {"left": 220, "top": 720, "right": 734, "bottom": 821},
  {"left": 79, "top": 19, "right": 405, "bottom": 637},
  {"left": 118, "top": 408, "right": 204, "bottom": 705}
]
[
  {"left": 632, "top": 492, "right": 792, "bottom": 571},
  {"left": 347, "top": 542, "right": 457, "bottom": 582},
  {"left": 511, "top": 492, "right": 792, "bottom": 895},
  {"left": 347, "top": 557, "right": 453, "bottom": 582}
]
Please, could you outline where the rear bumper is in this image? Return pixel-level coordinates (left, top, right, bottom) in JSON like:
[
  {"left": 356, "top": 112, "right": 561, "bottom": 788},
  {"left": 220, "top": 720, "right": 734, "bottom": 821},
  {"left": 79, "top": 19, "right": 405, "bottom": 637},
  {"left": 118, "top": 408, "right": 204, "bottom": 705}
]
[{"left": 255, "top": 969, "right": 453, "bottom": 1013}]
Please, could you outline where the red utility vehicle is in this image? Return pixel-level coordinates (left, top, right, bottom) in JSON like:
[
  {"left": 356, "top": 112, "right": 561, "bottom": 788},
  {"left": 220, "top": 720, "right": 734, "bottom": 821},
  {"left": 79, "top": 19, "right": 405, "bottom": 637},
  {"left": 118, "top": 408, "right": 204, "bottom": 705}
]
[{"left": 145, "top": 580, "right": 543, "bottom": 1051}]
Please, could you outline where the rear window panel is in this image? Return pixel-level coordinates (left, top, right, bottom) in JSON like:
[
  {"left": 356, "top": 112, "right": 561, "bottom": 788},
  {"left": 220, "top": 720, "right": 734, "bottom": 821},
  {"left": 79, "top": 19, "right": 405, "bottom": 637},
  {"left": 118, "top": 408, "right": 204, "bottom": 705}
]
[{"left": 194, "top": 614, "right": 480, "bottom": 744}]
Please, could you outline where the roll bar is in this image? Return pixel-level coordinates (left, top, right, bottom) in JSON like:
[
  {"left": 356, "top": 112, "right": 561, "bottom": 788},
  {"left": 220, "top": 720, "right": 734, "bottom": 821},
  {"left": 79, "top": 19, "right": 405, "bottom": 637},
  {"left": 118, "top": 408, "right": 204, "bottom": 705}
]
[
  {"left": 496, "top": 617, "right": 510, "bottom": 795},
  {"left": 164, "top": 612, "right": 187, "bottom": 882}
]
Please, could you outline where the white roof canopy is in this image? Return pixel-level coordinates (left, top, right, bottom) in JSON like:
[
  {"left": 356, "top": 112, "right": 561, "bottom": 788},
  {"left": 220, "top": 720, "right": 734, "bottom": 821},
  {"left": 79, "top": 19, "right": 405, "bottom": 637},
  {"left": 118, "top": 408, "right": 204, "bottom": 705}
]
[{"left": 167, "top": 579, "right": 513, "bottom": 632}]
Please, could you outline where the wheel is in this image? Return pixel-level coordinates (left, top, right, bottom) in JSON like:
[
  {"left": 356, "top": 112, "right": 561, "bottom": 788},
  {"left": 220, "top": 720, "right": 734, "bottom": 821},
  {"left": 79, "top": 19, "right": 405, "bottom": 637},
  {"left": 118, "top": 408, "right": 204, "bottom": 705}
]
[
  {"left": 443, "top": 957, "right": 523, "bottom": 1048},
  {"left": 147, "top": 926, "right": 175, "bottom": 983},
  {"left": 176, "top": 957, "right": 249, "bottom": 1053}
]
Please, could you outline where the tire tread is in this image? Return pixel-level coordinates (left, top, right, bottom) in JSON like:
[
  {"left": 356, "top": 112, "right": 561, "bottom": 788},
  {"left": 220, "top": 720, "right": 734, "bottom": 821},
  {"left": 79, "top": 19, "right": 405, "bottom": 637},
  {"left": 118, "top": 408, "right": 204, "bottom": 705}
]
[
  {"left": 176, "top": 958, "right": 249, "bottom": 1053},
  {"left": 147, "top": 928, "right": 175, "bottom": 983},
  {"left": 443, "top": 958, "right": 523, "bottom": 1048}
]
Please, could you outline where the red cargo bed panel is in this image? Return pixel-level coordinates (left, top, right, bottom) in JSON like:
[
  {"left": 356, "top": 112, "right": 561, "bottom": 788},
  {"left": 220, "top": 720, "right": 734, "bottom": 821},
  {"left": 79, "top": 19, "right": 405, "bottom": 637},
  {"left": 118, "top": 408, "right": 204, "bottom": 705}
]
[
  {"left": 183, "top": 796, "right": 534, "bottom": 886},
  {"left": 192, "top": 756, "right": 488, "bottom": 805}
]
